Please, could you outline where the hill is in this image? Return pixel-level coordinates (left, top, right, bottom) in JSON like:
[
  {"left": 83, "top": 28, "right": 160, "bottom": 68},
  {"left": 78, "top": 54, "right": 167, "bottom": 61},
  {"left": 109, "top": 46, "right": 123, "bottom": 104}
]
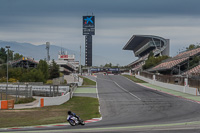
[{"left": 0, "top": 40, "right": 79, "bottom": 61}]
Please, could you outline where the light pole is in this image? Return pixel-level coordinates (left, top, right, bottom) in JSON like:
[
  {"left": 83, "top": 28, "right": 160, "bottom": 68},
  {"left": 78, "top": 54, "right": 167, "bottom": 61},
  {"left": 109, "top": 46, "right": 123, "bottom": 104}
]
[
  {"left": 5, "top": 46, "right": 10, "bottom": 100},
  {"left": 79, "top": 45, "right": 82, "bottom": 75}
]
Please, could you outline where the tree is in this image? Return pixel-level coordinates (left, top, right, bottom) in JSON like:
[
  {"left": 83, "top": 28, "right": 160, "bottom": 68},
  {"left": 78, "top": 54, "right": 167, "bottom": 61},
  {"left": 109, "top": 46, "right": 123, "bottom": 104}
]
[
  {"left": 14, "top": 53, "right": 23, "bottom": 60},
  {"left": 20, "top": 69, "right": 45, "bottom": 82},
  {"left": 148, "top": 51, "right": 154, "bottom": 59},
  {"left": 143, "top": 55, "right": 169, "bottom": 70},
  {"left": 186, "top": 44, "right": 200, "bottom": 51},
  {"left": 49, "top": 59, "right": 59, "bottom": 79},
  {"left": 37, "top": 60, "right": 49, "bottom": 81},
  {"left": 9, "top": 67, "right": 24, "bottom": 81},
  {"left": 0, "top": 48, "right": 7, "bottom": 63},
  {"left": 8, "top": 50, "right": 13, "bottom": 61},
  {"left": 104, "top": 63, "right": 112, "bottom": 68},
  {"left": 0, "top": 64, "right": 6, "bottom": 78}
]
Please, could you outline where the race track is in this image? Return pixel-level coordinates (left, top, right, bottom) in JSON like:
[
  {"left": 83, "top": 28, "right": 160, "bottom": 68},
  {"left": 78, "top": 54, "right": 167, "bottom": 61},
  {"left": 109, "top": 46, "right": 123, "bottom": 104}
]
[
  {"left": 3, "top": 75, "right": 200, "bottom": 133},
  {"left": 92, "top": 75, "right": 200, "bottom": 127}
]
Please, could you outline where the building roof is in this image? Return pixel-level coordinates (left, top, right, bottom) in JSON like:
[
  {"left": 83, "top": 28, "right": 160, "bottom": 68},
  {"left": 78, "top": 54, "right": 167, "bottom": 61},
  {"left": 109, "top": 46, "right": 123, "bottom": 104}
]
[
  {"left": 10, "top": 57, "right": 38, "bottom": 68},
  {"left": 123, "top": 35, "right": 167, "bottom": 52}
]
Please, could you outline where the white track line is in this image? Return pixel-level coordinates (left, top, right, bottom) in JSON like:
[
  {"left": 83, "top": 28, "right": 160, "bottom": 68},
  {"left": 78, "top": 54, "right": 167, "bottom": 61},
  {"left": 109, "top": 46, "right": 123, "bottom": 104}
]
[
  {"left": 114, "top": 81, "right": 141, "bottom": 101},
  {"left": 97, "top": 77, "right": 141, "bottom": 101}
]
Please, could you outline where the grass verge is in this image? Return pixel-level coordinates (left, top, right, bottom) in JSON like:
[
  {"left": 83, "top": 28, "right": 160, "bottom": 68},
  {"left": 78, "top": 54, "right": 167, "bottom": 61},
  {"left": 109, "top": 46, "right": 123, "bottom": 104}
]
[
  {"left": 0, "top": 96, "right": 100, "bottom": 128},
  {"left": 122, "top": 75, "right": 147, "bottom": 83},
  {"left": 80, "top": 76, "right": 96, "bottom": 86}
]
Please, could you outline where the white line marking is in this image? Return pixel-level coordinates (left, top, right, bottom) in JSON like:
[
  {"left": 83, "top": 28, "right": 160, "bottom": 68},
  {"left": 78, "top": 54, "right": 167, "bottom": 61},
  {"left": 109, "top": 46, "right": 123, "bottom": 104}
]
[
  {"left": 97, "top": 76, "right": 141, "bottom": 101},
  {"left": 114, "top": 81, "right": 141, "bottom": 101},
  {"left": 96, "top": 77, "right": 102, "bottom": 120}
]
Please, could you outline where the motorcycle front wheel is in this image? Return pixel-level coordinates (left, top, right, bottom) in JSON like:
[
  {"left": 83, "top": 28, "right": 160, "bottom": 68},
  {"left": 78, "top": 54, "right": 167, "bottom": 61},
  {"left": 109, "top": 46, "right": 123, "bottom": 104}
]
[{"left": 68, "top": 120, "right": 76, "bottom": 126}]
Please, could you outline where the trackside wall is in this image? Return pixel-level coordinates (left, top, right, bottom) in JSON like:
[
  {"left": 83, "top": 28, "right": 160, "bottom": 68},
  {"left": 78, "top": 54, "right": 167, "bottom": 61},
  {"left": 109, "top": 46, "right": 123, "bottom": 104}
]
[
  {"left": 0, "top": 100, "right": 15, "bottom": 110},
  {"left": 38, "top": 92, "right": 70, "bottom": 107},
  {"left": 136, "top": 75, "right": 200, "bottom": 96}
]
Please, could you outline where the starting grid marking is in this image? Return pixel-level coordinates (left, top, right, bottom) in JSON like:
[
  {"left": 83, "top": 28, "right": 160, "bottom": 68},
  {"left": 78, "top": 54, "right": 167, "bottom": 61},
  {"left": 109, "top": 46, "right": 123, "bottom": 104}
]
[{"left": 0, "top": 118, "right": 102, "bottom": 131}]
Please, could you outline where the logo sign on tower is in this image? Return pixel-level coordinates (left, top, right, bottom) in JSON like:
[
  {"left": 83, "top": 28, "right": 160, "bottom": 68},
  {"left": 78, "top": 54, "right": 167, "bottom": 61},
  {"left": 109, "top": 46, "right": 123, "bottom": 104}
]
[{"left": 83, "top": 16, "right": 95, "bottom": 28}]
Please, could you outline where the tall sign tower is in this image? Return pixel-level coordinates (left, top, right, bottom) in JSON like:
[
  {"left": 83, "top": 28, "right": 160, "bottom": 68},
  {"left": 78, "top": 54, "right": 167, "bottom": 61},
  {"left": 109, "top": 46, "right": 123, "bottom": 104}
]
[
  {"left": 46, "top": 42, "right": 50, "bottom": 63},
  {"left": 82, "top": 15, "right": 95, "bottom": 67}
]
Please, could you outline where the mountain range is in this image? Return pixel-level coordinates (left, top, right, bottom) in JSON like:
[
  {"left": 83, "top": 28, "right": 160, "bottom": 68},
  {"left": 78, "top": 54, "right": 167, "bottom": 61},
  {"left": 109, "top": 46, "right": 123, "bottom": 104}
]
[
  {"left": 0, "top": 40, "right": 80, "bottom": 61},
  {"left": 0, "top": 40, "right": 111, "bottom": 66}
]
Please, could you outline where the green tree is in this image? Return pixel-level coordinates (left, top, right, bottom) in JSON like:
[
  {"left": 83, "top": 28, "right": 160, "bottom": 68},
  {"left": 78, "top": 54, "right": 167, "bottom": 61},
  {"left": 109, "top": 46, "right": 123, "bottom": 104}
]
[
  {"left": 8, "top": 50, "right": 13, "bottom": 61},
  {"left": 49, "top": 60, "right": 59, "bottom": 79},
  {"left": 104, "top": 63, "right": 112, "bottom": 68},
  {"left": 0, "top": 48, "right": 7, "bottom": 63},
  {"left": 143, "top": 55, "right": 169, "bottom": 70},
  {"left": 37, "top": 60, "right": 49, "bottom": 81},
  {"left": 0, "top": 64, "right": 6, "bottom": 78},
  {"left": 0, "top": 47, "right": 14, "bottom": 63},
  {"left": 148, "top": 51, "right": 154, "bottom": 59},
  {"left": 20, "top": 69, "right": 45, "bottom": 82},
  {"left": 186, "top": 44, "right": 200, "bottom": 51},
  {"left": 14, "top": 53, "right": 23, "bottom": 60},
  {"left": 9, "top": 67, "right": 24, "bottom": 81}
]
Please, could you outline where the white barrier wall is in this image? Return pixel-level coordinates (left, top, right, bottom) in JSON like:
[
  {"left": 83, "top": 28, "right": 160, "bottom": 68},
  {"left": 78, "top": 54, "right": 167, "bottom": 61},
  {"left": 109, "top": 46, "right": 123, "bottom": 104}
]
[
  {"left": 38, "top": 92, "right": 70, "bottom": 107},
  {"left": 136, "top": 75, "right": 200, "bottom": 96}
]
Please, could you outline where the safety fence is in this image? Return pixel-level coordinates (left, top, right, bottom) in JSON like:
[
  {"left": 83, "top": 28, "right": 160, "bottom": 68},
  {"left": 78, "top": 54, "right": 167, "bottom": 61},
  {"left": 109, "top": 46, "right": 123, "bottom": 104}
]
[{"left": 0, "top": 84, "right": 70, "bottom": 102}]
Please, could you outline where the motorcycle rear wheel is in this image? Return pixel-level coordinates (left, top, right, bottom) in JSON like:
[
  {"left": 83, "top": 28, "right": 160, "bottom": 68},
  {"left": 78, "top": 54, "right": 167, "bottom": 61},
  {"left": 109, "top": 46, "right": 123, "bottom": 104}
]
[{"left": 80, "top": 120, "right": 85, "bottom": 125}]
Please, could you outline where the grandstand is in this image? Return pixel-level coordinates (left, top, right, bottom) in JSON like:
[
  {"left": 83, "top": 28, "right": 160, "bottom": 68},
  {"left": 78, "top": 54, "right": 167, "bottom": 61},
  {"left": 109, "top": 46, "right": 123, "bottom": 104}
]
[
  {"left": 183, "top": 64, "right": 200, "bottom": 76},
  {"left": 10, "top": 57, "right": 38, "bottom": 68},
  {"left": 148, "top": 47, "right": 200, "bottom": 75},
  {"left": 123, "top": 35, "right": 170, "bottom": 72}
]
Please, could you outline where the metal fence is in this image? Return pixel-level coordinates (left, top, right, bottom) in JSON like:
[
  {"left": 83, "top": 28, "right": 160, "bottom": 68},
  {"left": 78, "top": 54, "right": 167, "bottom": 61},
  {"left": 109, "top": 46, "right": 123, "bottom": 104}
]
[
  {"left": 0, "top": 84, "right": 32, "bottom": 101},
  {"left": 0, "top": 83, "right": 72, "bottom": 101}
]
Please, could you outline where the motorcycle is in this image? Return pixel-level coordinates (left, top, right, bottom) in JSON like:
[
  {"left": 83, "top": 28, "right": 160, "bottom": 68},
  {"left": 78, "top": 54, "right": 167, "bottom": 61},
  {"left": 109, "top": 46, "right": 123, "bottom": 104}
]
[{"left": 67, "top": 115, "right": 85, "bottom": 126}]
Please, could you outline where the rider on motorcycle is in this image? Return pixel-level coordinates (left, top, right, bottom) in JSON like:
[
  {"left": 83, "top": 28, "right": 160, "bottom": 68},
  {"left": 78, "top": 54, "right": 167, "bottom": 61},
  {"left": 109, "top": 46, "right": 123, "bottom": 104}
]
[{"left": 68, "top": 111, "right": 80, "bottom": 121}]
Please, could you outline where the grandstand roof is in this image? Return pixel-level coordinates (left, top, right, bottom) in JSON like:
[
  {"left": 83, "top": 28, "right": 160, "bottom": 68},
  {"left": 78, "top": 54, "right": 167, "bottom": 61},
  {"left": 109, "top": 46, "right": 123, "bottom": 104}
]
[
  {"left": 10, "top": 57, "right": 38, "bottom": 68},
  {"left": 123, "top": 35, "right": 167, "bottom": 52}
]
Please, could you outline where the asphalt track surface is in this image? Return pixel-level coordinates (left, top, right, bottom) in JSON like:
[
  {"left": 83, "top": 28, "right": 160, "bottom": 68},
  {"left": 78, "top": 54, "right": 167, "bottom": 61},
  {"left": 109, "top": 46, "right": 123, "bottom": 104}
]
[{"left": 2, "top": 75, "right": 200, "bottom": 133}]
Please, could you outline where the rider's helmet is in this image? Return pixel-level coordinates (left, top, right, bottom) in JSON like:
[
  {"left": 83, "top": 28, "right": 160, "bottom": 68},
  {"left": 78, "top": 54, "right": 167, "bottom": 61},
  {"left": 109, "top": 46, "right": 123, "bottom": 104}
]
[{"left": 68, "top": 111, "right": 72, "bottom": 115}]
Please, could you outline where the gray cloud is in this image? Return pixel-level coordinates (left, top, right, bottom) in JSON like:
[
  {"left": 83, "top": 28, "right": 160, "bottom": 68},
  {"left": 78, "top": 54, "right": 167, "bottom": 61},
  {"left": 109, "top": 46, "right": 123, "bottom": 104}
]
[{"left": 1, "top": 0, "right": 200, "bottom": 66}]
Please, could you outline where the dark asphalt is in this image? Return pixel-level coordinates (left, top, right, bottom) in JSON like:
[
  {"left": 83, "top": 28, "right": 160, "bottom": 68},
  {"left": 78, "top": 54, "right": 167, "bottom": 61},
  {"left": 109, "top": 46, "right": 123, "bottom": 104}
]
[
  {"left": 94, "top": 75, "right": 200, "bottom": 127},
  {"left": 2, "top": 75, "right": 200, "bottom": 133}
]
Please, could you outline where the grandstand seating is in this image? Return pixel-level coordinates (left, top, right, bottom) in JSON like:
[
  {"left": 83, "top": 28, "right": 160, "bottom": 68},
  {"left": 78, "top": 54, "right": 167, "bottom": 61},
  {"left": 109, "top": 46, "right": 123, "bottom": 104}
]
[
  {"left": 10, "top": 57, "right": 38, "bottom": 68},
  {"left": 128, "top": 53, "right": 149, "bottom": 71},
  {"left": 149, "top": 48, "right": 200, "bottom": 72},
  {"left": 183, "top": 64, "right": 200, "bottom": 75}
]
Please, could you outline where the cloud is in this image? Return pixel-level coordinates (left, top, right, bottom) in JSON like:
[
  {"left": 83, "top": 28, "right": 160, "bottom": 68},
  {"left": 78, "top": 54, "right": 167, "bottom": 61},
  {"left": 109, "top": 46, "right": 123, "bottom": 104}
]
[{"left": 1, "top": 0, "right": 200, "bottom": 66}]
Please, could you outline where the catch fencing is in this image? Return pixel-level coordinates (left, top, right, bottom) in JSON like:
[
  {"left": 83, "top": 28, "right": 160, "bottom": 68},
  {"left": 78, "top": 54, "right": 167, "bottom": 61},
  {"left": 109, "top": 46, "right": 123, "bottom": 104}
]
[{"left": 0, "top": 83, "right": 70, "bottom": 102}]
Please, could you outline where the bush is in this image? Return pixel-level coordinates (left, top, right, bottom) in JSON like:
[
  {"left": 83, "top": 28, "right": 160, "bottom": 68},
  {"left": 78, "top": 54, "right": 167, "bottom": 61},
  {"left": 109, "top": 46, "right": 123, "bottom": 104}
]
[
  {"left": 46, "top": 80, "right": 53, "bottom": 84},
  {"left": 0, "top": 77, "right": 6, "bottom": 82},
  {"left": 15, "top": 97, "right": 36, "bottom": 104},
  {"left": 8, "top": 78, "right": 17, "bottom": 83}
]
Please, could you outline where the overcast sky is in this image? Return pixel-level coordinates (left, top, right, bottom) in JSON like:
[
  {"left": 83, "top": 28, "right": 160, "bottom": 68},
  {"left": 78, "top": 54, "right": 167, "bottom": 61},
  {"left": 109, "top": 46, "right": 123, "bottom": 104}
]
[{"left": 1, "top": 0, "right": 200, "bottom": 66}]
